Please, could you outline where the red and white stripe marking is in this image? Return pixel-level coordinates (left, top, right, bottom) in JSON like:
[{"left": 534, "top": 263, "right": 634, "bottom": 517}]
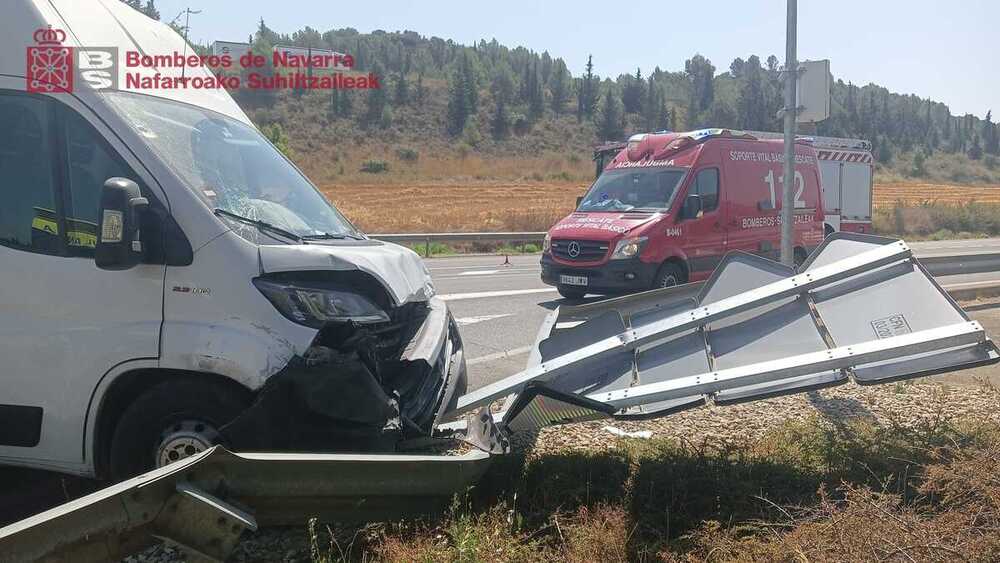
[{"left": 816, "top": 149, "right": 873, "bottom": 163}]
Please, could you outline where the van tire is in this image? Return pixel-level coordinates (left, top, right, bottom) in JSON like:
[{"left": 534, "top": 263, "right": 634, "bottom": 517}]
[
  {"left": 653, "top": 262, "right": 686, "bottom": 289},
  {"left": 557, "top": 286, "right": 587, "bottom": 300},
  {"left": 108, "top": 378, "right": 249, "bottom": 482}
]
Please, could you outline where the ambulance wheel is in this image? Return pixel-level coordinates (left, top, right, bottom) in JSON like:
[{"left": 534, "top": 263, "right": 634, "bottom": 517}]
[
  {"left": 558, "top": 286, "right": 587, "bottom": 300},
  {"left": 108, "top": 378, "right": 249, "bottom": 482},
  {"left": 653, "top": 262, "right": 686, "bottom": 288}
]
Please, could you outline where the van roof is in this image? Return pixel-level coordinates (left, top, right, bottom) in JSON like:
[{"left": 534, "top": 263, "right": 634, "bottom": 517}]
[{"left": 7, "top": 0, "right": 250, "bottom": 124}]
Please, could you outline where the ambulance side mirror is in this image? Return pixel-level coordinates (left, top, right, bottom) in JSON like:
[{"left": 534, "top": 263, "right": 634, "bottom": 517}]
[
  {"left": 95, "top": 177, "right": 149, "bottom": 271},
  {"left": 680, "top": 194, "right": 703, "bottom": 220}
]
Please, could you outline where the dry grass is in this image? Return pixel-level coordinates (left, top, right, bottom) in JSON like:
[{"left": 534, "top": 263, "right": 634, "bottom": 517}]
[{"left": 298, "top": 385, "right": 1000, "bottom": 562}]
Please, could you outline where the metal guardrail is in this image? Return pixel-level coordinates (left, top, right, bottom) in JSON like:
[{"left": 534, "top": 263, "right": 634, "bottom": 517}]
[
  {"left": 0, "top": 447, "right": 492, "bottom": 562},
  {"left": 371, "top": 232, "right": 546, "bottom": 256}
]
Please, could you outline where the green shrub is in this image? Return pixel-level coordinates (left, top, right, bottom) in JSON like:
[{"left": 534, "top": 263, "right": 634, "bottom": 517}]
[
  {"left": 395, "top": 147, "right": 419, "bottom": 162},
  {"left": 360, "top": 159, "right": 389, "bottom": 173}
]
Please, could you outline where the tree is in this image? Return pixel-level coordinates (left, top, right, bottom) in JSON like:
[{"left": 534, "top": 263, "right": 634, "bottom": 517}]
[
  {"left": 685, "top": 54, "right": 715, "bottom": 118},
  {"left": 446, "top": 53, "right": 478, "bottom": 134},
  {"left": 729, "top": 57, "right": 746, "bottom": 78},
  {"left": 621, "top": 68, "right": 644, "bottom": 114},
  {"left": 490, "top": 65, "right": 515, "bottom": 106},
  {"left": 394, "top": 70, "right": 409, "bottom": 106},
  {"left": 969, "top": 133, "right": 984, "bottom": 160},
  {"left": 736, "top": 55, "right": 767, "bottom": 130},
  {"left": 262, "top": 123, "right": 291, "bottom": 157},
  {"left": 596, "top": 86, "right": 624, "bottom": 141},
  {"left": 363, "top": 61, "right": 389, "bottom": 128},
  {"left": 490, "top": 99, "right": 510, "bottom": 139},
  {"left": 549, "top": 60, "right": 572, "bottom": 114},
  {"left": 984, "top": 110, "right": 999, "bottom": 155},
  {"left": 526, "top": 62, "right": 545, "bottom": 120},
  {"left": 576, "top": 55, "right": 600, "bottom": 120}
]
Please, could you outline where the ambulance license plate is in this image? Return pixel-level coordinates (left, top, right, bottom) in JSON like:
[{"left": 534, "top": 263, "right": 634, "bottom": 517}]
[{"left": 560, "top": 274, "right": 588, "bottom": 286}]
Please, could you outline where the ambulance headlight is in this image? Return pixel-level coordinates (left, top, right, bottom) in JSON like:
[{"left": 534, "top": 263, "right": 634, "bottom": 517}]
[
  {"left": 610, "top": 236, "right": 647, "bottom": 260},
  {"left": 542, "top": 233, "right": 552, "bottom": 254},
  {"left": 253, "top": 278, "right": 390, "bottom": 328}
]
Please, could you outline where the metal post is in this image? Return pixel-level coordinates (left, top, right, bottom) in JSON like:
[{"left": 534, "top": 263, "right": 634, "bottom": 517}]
[{"left": 780, "top": 0, "right": 797, "bottom": 266}]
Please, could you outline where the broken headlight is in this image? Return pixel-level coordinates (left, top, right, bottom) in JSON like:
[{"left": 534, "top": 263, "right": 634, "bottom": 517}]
[{"left": 253, "top": 278, "right": 390, "bottom": 328}]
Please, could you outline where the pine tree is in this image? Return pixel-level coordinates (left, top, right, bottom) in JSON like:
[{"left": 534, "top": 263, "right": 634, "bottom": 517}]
[
  {"left": 984, "top": 110, "right": 999, "bottom": 155},
  {"left": 490, "top": 99, "right": 510, "bottom": 139},
  {"left": 446, "top": 54, "right": 478, "bottom": 134},
  {"left": 576, "top": 55, "right": 600, "bottom": 120},
  {"left": 414, "top": 73, "right": 426, "bottom": 104},
  {"left": 394, "top": 70, "right": 409, "bottom": 106},
  {"left": 527, "top": 62, "right": 544, "bottom": 120},
  {"left": 969, "top": 133, "right": 984, "bottom": 160},
  {"left": 596, "top": 87, "right": 624, "bottom": 141},
  {"left": 549, "top": 60, "right": 571, "bottom": 114},
  {"left": 363, "top": 61, "right": 388, "bottom": 128},
  {"left": 622, "top": 68, "right": 644, "bottom": 114}
]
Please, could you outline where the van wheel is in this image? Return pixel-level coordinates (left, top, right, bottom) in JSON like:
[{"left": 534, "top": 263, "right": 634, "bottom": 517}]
[
  {"left": 653, "top": 262, "right": 686, "bottom": 289},
  {"left": 108, "top": 378, "right": 249, "bottom": 482},
  {"left": 557, "top": 286, "right": 587, "bottom": 300}
]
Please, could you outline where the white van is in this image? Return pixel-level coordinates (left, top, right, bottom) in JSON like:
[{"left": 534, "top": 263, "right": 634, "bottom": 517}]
[{"left": 0, "top": 0, "right": 465, "bottom": 480}]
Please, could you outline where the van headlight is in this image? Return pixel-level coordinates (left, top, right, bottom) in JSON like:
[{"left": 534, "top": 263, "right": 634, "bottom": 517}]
[
  {"left": 542, "top": 233, "right": 552, "bottom": 254},
  {"left": 610, "top": 236, "right": 647, "bottom": 260},
  {"left": 253, "top": 278, "right": 390, "bottom": 328}
]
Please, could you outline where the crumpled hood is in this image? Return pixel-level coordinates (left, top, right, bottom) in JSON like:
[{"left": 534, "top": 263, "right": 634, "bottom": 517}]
[
  {"left": 258, "top": 242, "right": 434, "bottom": 304},
  {"left": 548, "top": 212, "right": 662, "bottom": 241}
]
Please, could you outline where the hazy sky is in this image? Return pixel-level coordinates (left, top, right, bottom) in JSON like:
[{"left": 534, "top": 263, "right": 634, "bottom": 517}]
[{"left": 156, "top": 0, "right": 998, "bottom": 117}]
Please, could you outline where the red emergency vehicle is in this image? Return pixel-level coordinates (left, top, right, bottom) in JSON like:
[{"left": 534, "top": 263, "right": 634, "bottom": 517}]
[{"left": 541, "top": 128, "right": 826, "bottom": 299}]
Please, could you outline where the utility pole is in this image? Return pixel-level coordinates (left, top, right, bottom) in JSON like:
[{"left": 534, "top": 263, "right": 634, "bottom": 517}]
[
  {"left": 780, "top": 0, "right": 797, "bottom": 266},
  {"left": 172, "top": 8, "right": 202, "bottom": 79}
]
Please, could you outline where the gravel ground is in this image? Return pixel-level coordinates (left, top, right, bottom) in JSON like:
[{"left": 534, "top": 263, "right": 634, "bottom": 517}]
[{"left": 125, "top": 378, "right": 1000, "bottom": 562}]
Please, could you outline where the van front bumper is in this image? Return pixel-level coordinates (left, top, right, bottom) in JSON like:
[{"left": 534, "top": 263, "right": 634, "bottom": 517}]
[
  {"left": 220, "top": 297, "right": 467, "bottom": 452},
  {"left": 540, "top": 253, "right": 658, "bottom": 294}
]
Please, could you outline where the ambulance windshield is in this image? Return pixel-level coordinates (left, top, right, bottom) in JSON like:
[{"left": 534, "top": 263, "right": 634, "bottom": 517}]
[{"left": 578, "top": 168, "right": 686, "bottom": 212}]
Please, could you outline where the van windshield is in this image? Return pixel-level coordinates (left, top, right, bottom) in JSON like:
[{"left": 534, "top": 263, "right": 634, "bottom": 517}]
[
  {"left": 578, "top": 168, "right": 686, "bottom": 212},
  {"left": 104, "top": 92, "right": 359, "bottom": 240}
]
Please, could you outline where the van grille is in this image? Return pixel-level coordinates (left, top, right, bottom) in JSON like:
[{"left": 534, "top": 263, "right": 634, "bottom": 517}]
[{"left": 551, "top": 239, "right": 609, "bottom": 262}]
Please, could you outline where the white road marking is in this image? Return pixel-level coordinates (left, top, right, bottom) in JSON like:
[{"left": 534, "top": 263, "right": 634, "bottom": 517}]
[
  {"left": 467, "top": 345, "right": 534, "bottom": 366},
  {"left": 439, "top": 288, "right": 558, "bottom": 301},
  {"left": 456, "top": 314, "right": 513, "bottom": 326},
  {"left": 942, "top": 280, "right": 1000, "bottom": 289},
  {"left": 457, "top": 269, "right": 501, "bottom": 276}
]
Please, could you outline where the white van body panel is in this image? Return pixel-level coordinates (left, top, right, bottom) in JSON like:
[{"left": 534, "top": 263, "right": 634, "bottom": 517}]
[{"left": 158, "top": 231, "right": 317, "bottom": 389}]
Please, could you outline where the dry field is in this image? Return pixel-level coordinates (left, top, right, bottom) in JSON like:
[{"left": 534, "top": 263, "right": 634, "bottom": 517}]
[
  {"left": 322, "top": 181, "right": 1000, "bottom": 233},
  {"left": 321, "top": 181, "right": 584, "bottom": 233},
  {"left": 874, "top": 182, "right": 1000, "bottom": 208}
]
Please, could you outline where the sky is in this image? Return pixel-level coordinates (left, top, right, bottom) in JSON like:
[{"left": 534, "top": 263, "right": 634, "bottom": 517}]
[{"left": 155, "top": 0, "right": 998, "bottom": 117}]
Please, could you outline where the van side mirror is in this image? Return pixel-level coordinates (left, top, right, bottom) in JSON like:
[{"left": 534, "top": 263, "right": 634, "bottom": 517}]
[
  {"left": 680, "top": 194, "right": 703, "bottom": 220},
  {"left": 95, "top": 177, "right": 149, "bottom": 271}
]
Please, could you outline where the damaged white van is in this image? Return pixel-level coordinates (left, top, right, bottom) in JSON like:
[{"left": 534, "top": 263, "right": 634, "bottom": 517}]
[{"left": 0, "top": 0, "right": 465, "bottom": 480}]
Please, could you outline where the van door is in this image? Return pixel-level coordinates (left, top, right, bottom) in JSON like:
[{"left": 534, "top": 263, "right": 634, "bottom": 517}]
[
  {"left": 676, "top": 167, "right": 726, "bottom": 278},
  {"left": 0, "top": 88, "right": 164, "bottom": 472}
]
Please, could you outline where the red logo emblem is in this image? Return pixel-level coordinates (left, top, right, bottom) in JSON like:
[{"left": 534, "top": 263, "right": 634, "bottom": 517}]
[{"left": 26, "top": 26, "right": 73, "bottom": 93}]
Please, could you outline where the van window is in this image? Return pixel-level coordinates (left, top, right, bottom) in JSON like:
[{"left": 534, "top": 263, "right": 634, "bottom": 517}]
[
  {"left": 693, "top": 168, "right": 719, "bottom": 212},
  {"left": 578, "top": 168, "right": 686, "bottom": 212},
  {"left": 61, "top": 108, "right": 144, "bottom": 256},
  {"left": 0, "top": 93, "right": 60, "bottom": 254}
]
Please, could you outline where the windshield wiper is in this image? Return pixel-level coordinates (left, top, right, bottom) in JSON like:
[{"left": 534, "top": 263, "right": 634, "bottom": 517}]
[
  {"left": 213, "top": 208, "right": 303, "bottom": 243},
  {"left": 301, "top": 232, "right": 365, "bottom": 241}
]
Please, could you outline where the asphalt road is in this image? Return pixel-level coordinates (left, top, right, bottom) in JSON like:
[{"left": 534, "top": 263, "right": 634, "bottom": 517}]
[{"left": 434, "top": 238, "right": 1000, "bottom": 390}]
